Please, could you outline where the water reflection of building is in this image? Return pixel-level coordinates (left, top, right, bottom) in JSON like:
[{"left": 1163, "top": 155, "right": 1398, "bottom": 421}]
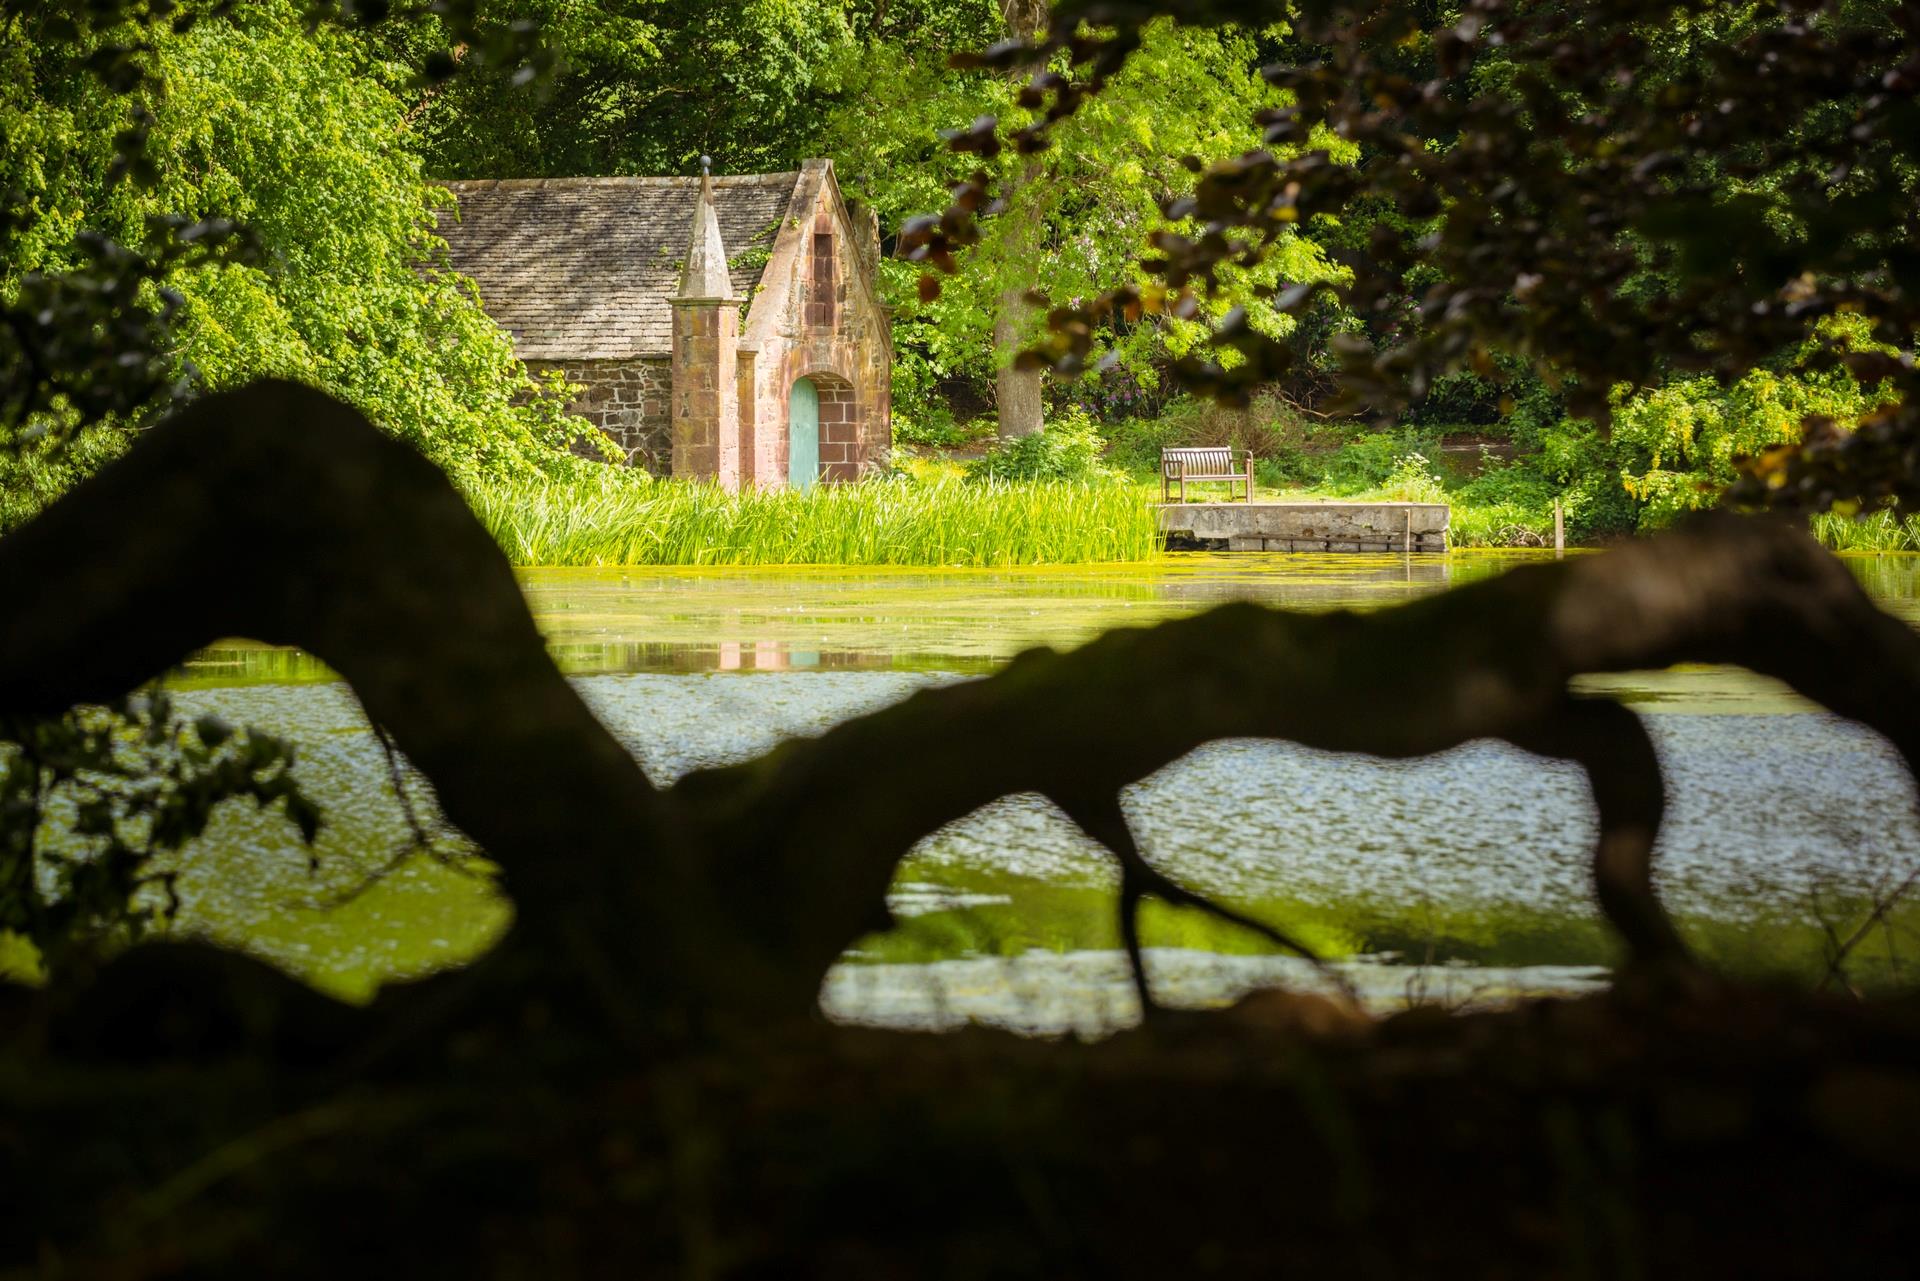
[
  {"left": 717, "top": 641, "right": 819, "bottom": 671},
  {"left": 552, "top": 641, "right": 912, "bottom": 675}
]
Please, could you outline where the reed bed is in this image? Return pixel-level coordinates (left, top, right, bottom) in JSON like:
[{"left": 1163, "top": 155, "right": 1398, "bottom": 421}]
[
  {"left": 1809, "top": 509, "right": 1920, "bottom": 553},
  {"left": 468, "top": 472, "right": 1164, "bottom": 567}
]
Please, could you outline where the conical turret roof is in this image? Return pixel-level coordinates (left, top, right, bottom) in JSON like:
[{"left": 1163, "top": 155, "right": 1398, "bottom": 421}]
[{"left": 675, "top": 157, "right": 738, "bottom": 301}]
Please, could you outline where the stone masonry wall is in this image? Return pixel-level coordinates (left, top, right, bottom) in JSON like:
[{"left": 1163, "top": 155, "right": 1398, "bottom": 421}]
[
  {"left": 670, "top": 302, "right": 741, "bottom": 484},
  {"left": 741, "top": 165, "right": 892, "bottom": 488},
  {"left": 537, "top": 357, "right": 673, "bottom": 475},
  {"left": 816, "top": 379, "right": 860, "bottom": 482}
]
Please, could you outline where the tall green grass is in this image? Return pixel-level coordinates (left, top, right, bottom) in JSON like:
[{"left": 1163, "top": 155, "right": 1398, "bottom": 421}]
[
  {"left": 1809, "top": 509, "right": 1920, "bottom": 553},
  {"left": 468, "top": 472, "right": 1164, "bottom": 567},
  {"left": 1446, "top": 501, "right": 1554, "bottom": 549}
]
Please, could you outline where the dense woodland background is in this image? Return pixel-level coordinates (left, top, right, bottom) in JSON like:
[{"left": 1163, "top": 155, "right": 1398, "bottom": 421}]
[{"left": 3, "top": 0, "right": 1901, "bottom": 546}]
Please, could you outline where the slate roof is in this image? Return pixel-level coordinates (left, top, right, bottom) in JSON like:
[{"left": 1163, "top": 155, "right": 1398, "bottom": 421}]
[{"left": 434, "top": 175, "right": 798, "bottom": 360}]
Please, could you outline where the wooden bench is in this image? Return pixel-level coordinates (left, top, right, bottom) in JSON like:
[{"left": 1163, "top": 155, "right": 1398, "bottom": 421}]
[{"left": 1161, "top": 446, "right": 1254, "bottom": 503}]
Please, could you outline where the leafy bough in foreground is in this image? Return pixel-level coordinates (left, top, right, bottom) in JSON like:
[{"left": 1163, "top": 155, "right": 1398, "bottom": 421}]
[{"left": 4, "top": 382, "right": 1919, "bottom": 1026}]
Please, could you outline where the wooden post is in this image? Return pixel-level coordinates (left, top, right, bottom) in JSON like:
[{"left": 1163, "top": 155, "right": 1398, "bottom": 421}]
[{"left": 1553, "top": 498, "right": 1565, "bottom": 559}]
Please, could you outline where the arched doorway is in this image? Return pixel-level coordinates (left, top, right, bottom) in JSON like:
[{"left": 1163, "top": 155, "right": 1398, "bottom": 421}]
[{"left": 788, "top": 377, "right": 819, "bottom": 492}]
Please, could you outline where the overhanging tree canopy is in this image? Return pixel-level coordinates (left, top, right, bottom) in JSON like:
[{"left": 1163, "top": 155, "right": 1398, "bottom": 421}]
[{"left": 910, "top": 0, "right": 1920, "bottom": 510}]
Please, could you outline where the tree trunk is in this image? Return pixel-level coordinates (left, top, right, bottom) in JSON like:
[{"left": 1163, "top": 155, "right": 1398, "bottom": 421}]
[
  {"left": 994, "top": 250, "right": 1046, "bottom": 440},
  {"left": 994, "top": 0, "right": 1049, "bottom": 440}
]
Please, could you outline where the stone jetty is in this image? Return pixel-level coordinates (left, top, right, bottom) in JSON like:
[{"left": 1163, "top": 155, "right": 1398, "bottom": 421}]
[{"left": 1159, "top": 502, "right": 1450, "bottom": 552}]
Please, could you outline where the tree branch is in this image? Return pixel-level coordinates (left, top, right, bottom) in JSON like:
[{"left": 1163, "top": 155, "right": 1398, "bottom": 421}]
[
  {"left": 0, "top": 381, "right": 683, "bottom": 986},
  {"left": 6, "top": 382, "right": 1920, "bottom": 1021},
  {"left": 673, "top": 508, "right": 1920, "bottom": 998},
  {"left": 1819, "top": 860, "right": 1920, "bottom": 994}
]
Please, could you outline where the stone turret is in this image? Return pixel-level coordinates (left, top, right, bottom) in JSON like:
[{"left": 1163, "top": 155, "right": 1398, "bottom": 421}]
[{"left": 670, "top": 157, "right": 746, "bottom": 486}]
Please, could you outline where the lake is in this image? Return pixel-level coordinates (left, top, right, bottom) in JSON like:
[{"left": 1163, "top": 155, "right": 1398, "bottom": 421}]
[{"left": 161, "top": 551, "right": 1920, "bottom": 1036}]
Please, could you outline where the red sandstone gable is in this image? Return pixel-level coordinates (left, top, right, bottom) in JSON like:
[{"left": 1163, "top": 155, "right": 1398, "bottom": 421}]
[{"left": 436, "top": 159, "right": 891, "bottom": 488}]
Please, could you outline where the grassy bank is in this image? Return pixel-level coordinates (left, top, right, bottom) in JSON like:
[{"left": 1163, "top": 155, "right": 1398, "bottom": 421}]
[
  {"left": 1247, "top": 478, "right": 1918, "bottom": 552},
  {"left": 468, "top": 471, "right": 1163, "bottom": 567},
  {"left": 1092, "top": 405, "right": 1920, "bottom": 553},
  {"left": 470, "top": 445, "right": 1917, "bottom": 568}
]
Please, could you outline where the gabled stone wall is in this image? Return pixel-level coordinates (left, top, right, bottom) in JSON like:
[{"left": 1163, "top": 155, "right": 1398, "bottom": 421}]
[
  {"left": 741, "top": 163, "right": 893, "bottom": 488},
  {"left": 537, "top": 358, "right": 673, "bottom": 474}
]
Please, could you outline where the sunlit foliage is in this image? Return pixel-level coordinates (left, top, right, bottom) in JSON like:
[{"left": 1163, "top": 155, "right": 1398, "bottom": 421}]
[
  {"left": 0, "top": 1, "right": 592, "bottom": 496},
  {"left": 922, "top": 0, "right": 1920, "bottom": 513}
]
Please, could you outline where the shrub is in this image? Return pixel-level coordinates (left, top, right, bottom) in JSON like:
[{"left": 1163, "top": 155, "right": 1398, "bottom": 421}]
[
  {"left": 1255, "top": 444, "right": 1322, "bottom": 488},
  {"left": 1101, "top": 412, "right": 1189, "bottom": 475},
  {"left": 1454, "top": 454, "right": 1554, "bottom": 508},
  {"left": 1313, "top": 429, "right": 1439, "bottom": 494},
  {"left": 1102, "top": 393, "right": 1321, "bottom": 478},
  {"left": 1407, "top": 369, "right": 1505, "bottom": 426},
  {"left": 1449, "top": 456, "right": 1557, "bottom": 546},
  {"left": 1613, "top": 317, "right": 1890, "bottom": 529},
  {"left": 966, "top": 408, "right": 1115, "bottom": 484},
  {"left": 1378, "top": 451, "right": 1447, "bottom": 504},
  {"left": 894, "top": 404, "right": 990, "bottom": 449}
]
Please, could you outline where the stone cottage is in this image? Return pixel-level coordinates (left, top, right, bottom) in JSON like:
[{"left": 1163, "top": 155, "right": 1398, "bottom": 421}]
[{"left": 436, "top": 159, "right": 890, "bottom": 489}]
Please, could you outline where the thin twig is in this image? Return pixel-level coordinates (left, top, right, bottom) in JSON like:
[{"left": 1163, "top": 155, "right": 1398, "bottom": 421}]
[
  {"left": 1818, "top": 861, "right": 1920, "bottom": 994},
  {"left": 1057, "top": 790, "right": 1358, "bottom": 1012},
  {"left": 134, "top": 1099, "right": 362, "bottom": 1224},
  {"left": 289, "top": 706, "right": 478, "bottom": 911},
  {"left": 372, "top": 718, "right": 429, "bottom": 852}
]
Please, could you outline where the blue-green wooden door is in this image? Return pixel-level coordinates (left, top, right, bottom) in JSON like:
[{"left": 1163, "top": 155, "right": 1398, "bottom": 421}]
[{"left": 788, "top": 378, "right": 819, "bottom": 491}]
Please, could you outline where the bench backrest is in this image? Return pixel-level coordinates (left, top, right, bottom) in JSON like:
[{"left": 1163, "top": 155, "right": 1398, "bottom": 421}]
[{"left": 1161, "top": 446, "right": 1238, "bottom": 475}]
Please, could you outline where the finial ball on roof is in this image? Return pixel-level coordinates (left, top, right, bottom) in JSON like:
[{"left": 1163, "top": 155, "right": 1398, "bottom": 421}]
[{"left": 700, "top": 155, "right": 712, "bottom": 175}]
